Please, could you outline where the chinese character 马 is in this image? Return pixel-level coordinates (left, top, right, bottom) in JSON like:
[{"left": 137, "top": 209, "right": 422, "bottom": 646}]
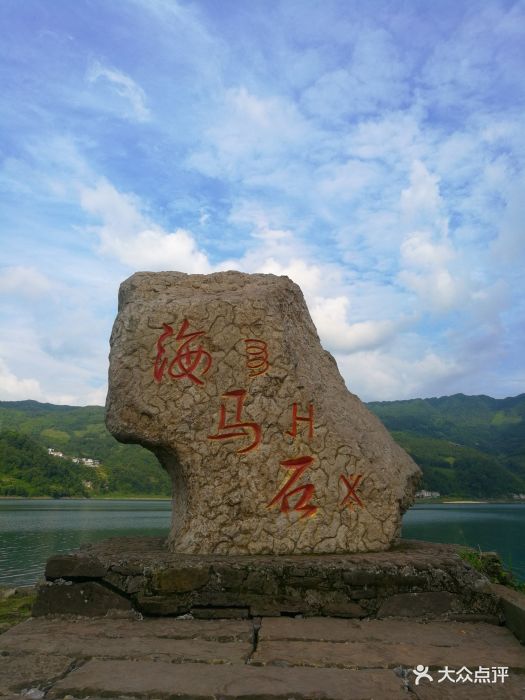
[{"left": 207, "top": 389, "right": 262, "bottom": 454}]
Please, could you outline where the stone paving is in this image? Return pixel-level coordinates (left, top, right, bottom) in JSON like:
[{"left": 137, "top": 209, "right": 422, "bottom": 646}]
[{"left": 1, "top": 615, "right": 524, "bottom": 699}]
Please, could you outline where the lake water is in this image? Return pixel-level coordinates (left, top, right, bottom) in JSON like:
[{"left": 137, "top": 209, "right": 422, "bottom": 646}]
[
  {"left": 403, "top": 503, "right": 525, "bottom": 582},
  {"left": 0, "top": 499, "right": 523, "bottom": 586}
]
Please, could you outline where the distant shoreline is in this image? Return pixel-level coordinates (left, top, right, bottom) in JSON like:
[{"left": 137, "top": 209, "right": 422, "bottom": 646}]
[
  {"left": 414, "top": 498, "right": 525, "bottom": 505},
  {"left": 0, "top": 495, "right": 171, "bottom": 501},
  {"left": 441, "top": 500, "right": 488, "bottom": 504},
  {"left": 1, "top": 495, "right": 524, "bottom": 505}
]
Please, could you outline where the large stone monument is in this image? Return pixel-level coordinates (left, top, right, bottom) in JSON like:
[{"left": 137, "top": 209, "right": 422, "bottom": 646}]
[
  {"left": 33, "top": 271, "right": 501, "bottom": 621},
  {"left": 106, "top": 271, "right": 420, "bottom": 554}
]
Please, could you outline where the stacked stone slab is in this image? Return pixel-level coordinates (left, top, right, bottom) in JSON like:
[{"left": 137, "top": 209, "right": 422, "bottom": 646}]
[
  {"left": 106, "top": 271, "right": 420, "bottom": 555},
  {"left": 34, "top": 538, "right": 501, "bottom": 621}
]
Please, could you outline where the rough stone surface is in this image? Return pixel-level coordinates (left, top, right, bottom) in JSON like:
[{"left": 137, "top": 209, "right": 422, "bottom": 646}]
[
  {"left": 35, "top": 537, "right": 502, "bottom": 620},
  {"left": 45, "top": 554, "right": 107, "bottom": 580},
  {"left": 408, "top": 682, "right": 525, "bottom": 699},
  {"left": 254, "top": 617, "right": 525, "bottom": 671},
  {"left": 106, "top": 271, "right": 420, "bottom": 554},
  {"left": 47, "top": 660, "right": 408, "bottom": 699},
  {"left": 1, "top": 616, "right": 524, "bottom": 699},
  {"left": 2, "top": 633, "right": 251, "bottom": 665},
  {"left": 377, "top": 591, "right": 462, "bottom": 618},
  {"left": 32, "top": 581, "right": 131, "bottom": 617},
  {"left": 251, "top": 637, "right": 525, "bottom": 670},
  {"left": 0, "top": 654, "right": 73, "bottom": 695},
  {"left": 492, "top": 584, "right": 525, "bottom": 644},
  {"left": 259, "top": 616, "right": 518, "bottom": 644},
  {"left": 2, "top": 616, "right": 254, "bottom": 642}
]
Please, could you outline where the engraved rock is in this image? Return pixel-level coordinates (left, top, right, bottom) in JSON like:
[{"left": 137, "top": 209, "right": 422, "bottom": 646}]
[{"left": 106, "top": 271, "right": 420, "bottom": 554}]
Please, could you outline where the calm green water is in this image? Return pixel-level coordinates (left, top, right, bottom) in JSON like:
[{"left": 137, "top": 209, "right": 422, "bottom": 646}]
[
  {"left": 0, "top": 499, "right": 171, "bottom": 586},
  {"left": 402, "top": 503, "right": 525, "bottom": 583},
  {"left": 0, "top": 499, "right": 523, "bottom": 586}
]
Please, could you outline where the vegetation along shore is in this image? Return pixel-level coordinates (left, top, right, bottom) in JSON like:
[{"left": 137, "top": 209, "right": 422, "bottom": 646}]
[{"left": 1, "top": 393, "right": 524, "bottom": 500}]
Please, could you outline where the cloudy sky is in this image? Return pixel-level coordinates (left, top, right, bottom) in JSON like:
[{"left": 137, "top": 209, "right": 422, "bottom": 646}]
[{"left": 1, "top": 0, "right": 524, "bottom": 405}]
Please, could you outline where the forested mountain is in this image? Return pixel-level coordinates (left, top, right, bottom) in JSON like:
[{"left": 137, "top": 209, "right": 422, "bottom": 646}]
[
  {"left": 0, "top": 431, "right": 100, "bottom": 498},
  {"left": 0, "top": 401, "right": 170, "bottom": 497},
  {"left": 0, "top": 394, "right": 524, "bottom": 498},
  {"left": 367, "top": 394, "right": 525, "bottom": 498}
]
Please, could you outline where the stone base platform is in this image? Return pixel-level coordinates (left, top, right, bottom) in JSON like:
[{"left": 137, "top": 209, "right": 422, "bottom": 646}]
[{"left": 34, "top": 538, "right": 501, "bottom": 621}]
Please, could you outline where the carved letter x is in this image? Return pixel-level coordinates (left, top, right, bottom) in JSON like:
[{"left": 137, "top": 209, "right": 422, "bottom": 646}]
[{"left": 339, "top": 473, "right": 363, "bottom": 509}]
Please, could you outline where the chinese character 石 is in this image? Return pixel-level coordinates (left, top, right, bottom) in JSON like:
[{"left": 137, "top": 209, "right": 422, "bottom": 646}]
[
  {"left": 287, "top": 403, "right": 314, "bottom": 439},
  {"left": 339, "top": 473, "right": 363, "bottom": 509},
  {"left": 207, "top": 389, "right": 261, "bottom": 454},
  {"left": 244, "top": 338, "right": 269, "bottom": 377},
  {"left": 153, "top": 319, "right": 212, "bottom": 386},
  {"left": 267, "top": 456, "right": 317, "bottom": 519}
]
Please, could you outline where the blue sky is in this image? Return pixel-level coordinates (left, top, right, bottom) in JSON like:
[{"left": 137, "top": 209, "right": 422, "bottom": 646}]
[{"left": 1, "top": 0, "right": 524, "bottom": 405}]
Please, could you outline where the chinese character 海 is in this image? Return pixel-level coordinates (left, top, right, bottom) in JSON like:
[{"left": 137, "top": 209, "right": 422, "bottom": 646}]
[{"left": 153, "top": 319, "right": 212, "bottom": 386}]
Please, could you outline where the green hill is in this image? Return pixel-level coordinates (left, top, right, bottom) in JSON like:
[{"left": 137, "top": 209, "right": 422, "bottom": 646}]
[
  {"left": 0, "top": 394, "right": 524, "bottom": 499},
  {"left": 0, "top": 430, "right": 99, "bottom": 498},
  {"left": 367, "top": 393, "right": 525, "bottom": 498},
  {"left": 0, "top": 401, "right": 170, "bottom": 498}
]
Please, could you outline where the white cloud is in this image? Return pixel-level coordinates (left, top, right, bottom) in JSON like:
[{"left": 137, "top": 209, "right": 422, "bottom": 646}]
[
  {"left": 400, "top": 160, "right": 443, "bottom": 226},
  {"left": 0, "top": 358, "right": 43, "bottom": 401},
  {"left": 398, "top": 230, "right": 464, "bottom": 314},
  {"left": 399, "top": 267, "right": 462, "bottom": 313},
  {"left": 0, "top": 313, "right": 110, "bottom": 406},
  {"left": 396, "top": 161, "right": 465, "bottom": 313},
  {"left": 187, "top": 86, "right": 314, "bottom": 179},
  {"left": 101, "top": 227, "right": 211, "bottom": 273},
  {"left": 400, "top": 231, "right": 454, "bottom": 270},
  {"left": 257, "top": 258, "right": 325, "bottom": 297},
  {"left": 217, "top": 209, "right": 407, "bottom": 358},
  {"left": 301, "top": 28, "right": 410, "bottom": 120},
  {"left": 85, "top": 385, "right": 108, "bottom": 406},
  {"left": 344, "top": 111, "right": 425, "bottom": 162},
  {"left": 316, "top": 159, "right": 380, "bottom": 200},
  {"left": 337, "top": 348, "right": 463, "bottom": 402},
  {"left": 2, "top": 1, "right": 523, "bottom": 406},
  {"left": 80, "top": 180, "right": 211, "bottom": 273},
  {"left": 228, "top": 200, "right": 293, "bottom": 237},
  {"left": 491, "top": 181, "right": 525, "bottom": 264},
  {"left": 86, "top": 60, "right": 151, "bottom": 122},
  {"left": 419, "top": 4, "right": 525, "bottom": 111},
  {"left": 0, "top": 266, "right": 56, "bottom": 299},
  {"left": 311, "top": 296, "right": 400, "bottom": 354}
]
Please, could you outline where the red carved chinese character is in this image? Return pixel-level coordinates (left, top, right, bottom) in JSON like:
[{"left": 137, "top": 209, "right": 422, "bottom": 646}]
[
  {"left": 153, "top": 323, "right": 174, "bottom": 382},
  {"left": 153, "top": 319, "right": 212, "bottom": 386},
  {"left": 267, "top": 456, "right": 317, "bottom": 519},
  {"left": 207, "top": 389, "right": 261, "bottom": 454},
  {"left": 244, "top": 338, "right": 269, "bottom": 377},
  {"left": 287, "top": 403, "right": 314, "bottom": 439},
  {"left": 339, "top": 473, "right": 363, "bottom": 509}
]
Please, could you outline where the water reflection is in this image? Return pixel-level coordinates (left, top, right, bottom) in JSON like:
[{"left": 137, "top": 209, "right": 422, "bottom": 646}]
[
  {"left": 1, "top": 499, "right": 523, "bottom": 586},
  {"left": 0, "top": 499, "right": 171, "bottom": 586},
  {"left": 402, "top": 503, "right": 525, "bottom": 582}
]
